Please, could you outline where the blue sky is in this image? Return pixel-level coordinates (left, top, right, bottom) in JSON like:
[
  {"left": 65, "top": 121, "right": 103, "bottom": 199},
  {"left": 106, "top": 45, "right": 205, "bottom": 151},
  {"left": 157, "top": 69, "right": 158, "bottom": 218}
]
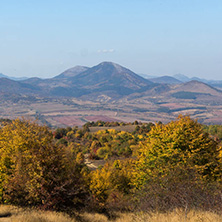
[{"left": 0, "top": 0, "right": 222, "bottom": 79}]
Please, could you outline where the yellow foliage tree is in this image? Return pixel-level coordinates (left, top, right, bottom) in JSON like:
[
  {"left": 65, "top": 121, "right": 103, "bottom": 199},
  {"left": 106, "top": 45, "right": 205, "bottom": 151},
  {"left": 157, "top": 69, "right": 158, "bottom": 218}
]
[
  {"left": 133, "top": 115, "right": 222, "bottom": 188},
  {"left": 0, "top": 119, "right": 87, "bottom": 209},
  {"left": 90, "top": 159, "right": 133, "bottom": 205}
]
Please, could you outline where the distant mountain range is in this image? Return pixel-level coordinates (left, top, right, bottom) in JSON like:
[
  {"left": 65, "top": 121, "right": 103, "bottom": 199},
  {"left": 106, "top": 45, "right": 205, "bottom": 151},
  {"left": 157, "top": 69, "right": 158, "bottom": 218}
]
[
  {"left": 1, "top": 62, "right": 222, "bottom": 125},
  {"left": 0, "top": 73, "right": 28, "bottom": 81},
  {"left": 145, "top": 73, "right": 222, "bottom": 88},
  {"left": 0, "top": 61, "right": 222, "bottom": 100},
  {"left": 8, "top": 62, "right": 155, "bottom": 98},
  {"left": 149, "top": 76, "right": 182, "bottom": 84}
]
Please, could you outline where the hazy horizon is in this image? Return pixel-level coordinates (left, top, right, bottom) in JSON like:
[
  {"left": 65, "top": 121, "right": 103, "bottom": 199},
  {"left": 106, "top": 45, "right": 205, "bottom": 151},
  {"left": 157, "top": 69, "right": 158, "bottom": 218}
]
[{"left": 1, "top": 1, "right": 222, "bottom": 80}]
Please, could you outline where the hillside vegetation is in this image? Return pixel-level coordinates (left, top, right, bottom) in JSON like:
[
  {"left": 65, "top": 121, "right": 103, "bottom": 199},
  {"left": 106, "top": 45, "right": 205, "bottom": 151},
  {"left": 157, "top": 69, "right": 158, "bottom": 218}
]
[{"left": 0, "top": 115, "right": 221, "bottom": 221}]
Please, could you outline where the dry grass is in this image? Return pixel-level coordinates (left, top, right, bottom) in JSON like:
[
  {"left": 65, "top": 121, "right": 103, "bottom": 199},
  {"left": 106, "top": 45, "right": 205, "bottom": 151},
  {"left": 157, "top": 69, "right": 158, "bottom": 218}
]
[
  {"left": 115, "top": 209, "right": 222, "bottom": 222},
  {"left": 10, "top": 212, "right": 76, "bottom": 222},
  {"left": 0, "top": 206, "right": 221, "bottom": 222},
  {"left": 0, "top": 205, "right": 77, "bottom": 222}
]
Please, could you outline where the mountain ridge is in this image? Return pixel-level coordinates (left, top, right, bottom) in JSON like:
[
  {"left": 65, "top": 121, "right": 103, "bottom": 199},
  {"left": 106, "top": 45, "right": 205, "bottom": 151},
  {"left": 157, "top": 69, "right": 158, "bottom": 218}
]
[
  {"left": 54, "top": 66, "right": 89, "bottom": 79},
  {"left": 149, "top": 76, "right": 182, "bottom": 85},
  {"left": 1, "top": 62, "right": 222, "bottom": 126},
  {"left": 1, "top": 62, "right": 222, "bottom": 100}
]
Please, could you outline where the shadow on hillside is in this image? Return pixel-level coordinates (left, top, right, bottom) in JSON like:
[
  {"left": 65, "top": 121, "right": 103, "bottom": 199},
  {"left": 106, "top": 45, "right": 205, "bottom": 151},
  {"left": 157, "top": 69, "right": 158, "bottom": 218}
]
[{"left": 0, "top": 212, "right": 12, "bottom": 218}]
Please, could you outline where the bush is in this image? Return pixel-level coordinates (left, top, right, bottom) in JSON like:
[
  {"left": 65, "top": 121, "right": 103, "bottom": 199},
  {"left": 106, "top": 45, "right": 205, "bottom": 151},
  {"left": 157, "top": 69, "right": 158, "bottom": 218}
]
[{"left": 134, "top": 165, "right": 222, "bottom": 212}]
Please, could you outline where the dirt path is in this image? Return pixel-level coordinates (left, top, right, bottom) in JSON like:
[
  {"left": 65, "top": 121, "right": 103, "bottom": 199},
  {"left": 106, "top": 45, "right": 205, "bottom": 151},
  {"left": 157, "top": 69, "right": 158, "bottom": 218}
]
[
  {"left": 84, "top": 154, "right": 105, "bottom": 170},
  {"left": 84, "top": 154, "right": 98, "bottom": 170}
]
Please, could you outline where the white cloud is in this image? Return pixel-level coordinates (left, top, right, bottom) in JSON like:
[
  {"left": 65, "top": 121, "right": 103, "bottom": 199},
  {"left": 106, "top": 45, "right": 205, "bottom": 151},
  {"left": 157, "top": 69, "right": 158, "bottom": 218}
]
[{"left": 97, "top": 49, "right": 115, "bottom": 53}]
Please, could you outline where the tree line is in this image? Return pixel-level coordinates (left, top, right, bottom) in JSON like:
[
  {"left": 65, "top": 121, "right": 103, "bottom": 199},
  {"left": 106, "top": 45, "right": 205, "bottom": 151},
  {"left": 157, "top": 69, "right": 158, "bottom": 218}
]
[{"left": 0, "top": 115, "right": 221, "bottom": 213}]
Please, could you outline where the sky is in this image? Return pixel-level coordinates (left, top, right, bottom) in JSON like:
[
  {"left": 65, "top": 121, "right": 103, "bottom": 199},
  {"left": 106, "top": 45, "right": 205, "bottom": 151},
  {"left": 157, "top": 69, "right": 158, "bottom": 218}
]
[{"left": 0, "top": 0, "right": 222, "bottom": 79}]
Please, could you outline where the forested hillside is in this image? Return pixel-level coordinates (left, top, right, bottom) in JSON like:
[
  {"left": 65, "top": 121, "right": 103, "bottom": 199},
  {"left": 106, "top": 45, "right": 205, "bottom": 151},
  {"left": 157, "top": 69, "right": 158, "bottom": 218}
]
[{"left": 0, "top": 116, "right": 221, "bottom": 217}]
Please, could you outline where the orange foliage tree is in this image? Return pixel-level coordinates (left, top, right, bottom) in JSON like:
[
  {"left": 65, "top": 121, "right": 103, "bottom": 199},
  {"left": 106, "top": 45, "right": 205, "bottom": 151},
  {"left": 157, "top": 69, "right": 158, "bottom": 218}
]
[{"left": 0, "top": 119, "right": 88, "bottom": 209}]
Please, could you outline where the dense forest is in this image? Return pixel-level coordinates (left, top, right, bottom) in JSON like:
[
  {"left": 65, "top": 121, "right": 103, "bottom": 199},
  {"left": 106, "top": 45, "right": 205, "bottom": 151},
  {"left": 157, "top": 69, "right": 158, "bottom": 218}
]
[{"left": 0, "top": 115, "right": 221, "bottom": 215}]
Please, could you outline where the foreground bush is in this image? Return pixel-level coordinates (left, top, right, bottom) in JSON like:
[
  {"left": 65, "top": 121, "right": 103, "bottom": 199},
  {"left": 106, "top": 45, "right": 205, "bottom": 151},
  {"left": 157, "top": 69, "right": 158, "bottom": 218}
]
[
  {"left": 0, "top": 119, "right": 88, "bottom": 210},
  {"left": 133, "top": 166, "right": 222, "bottom": 212}
]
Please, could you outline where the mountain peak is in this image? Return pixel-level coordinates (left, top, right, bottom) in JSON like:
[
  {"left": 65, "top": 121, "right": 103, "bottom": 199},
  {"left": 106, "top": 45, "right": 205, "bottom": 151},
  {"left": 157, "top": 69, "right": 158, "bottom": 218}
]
[
  {"left": 99, "top": 61, "right": 118, "bottom": 66},
  {"left": 54, "top": 65, "right": 89, "bottom": 79},
  {"left": 97, "top": 61, "right": 124, "bottom": 71},
  {"left": 173, "top": 74, "right": 190, "bottom": 82},
  {"left": 0, "top": 73, "right": 8, "bottom": 78},
  {"left": 99, "top": 61, "right": 115, "bottom": 65},
  {"left": 150, "top": 76, "right": 182, "bottom": 84},
  {"left": 70, "top": 61, "right": 153, "bottom": 94},
  {"left": 95, "top": 61, "right": 139, "bottom": 75}
]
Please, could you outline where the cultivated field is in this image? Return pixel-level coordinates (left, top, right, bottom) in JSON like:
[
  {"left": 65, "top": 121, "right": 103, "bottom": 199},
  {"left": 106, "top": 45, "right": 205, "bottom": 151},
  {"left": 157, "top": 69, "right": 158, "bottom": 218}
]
[{"left": 2, "top": 90, "right": 222, "bottom": 127}]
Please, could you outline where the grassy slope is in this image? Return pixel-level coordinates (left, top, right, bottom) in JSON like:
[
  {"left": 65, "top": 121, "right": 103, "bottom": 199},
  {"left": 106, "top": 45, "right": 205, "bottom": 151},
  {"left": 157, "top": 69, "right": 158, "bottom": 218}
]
[{"left": 0, "top": 205, "right": 222, "bottom": 222}]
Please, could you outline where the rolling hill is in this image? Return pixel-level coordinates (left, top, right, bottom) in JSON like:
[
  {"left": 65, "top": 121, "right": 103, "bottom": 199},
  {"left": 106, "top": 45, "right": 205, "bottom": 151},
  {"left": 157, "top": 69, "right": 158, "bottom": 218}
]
[
  {"left": 171, "top": 80, "right": 222, "bottom": 96},
  {"left": 0, "top": 78, "right": 40, "bottom": 94}
]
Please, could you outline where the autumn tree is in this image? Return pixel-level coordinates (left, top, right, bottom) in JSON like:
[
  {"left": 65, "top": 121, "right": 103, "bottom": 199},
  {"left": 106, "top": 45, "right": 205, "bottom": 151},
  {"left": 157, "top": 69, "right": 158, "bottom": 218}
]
[
  {"left": 90, "top": 159, "right": 133, "bottom": 207},
  {"left": 130, "top": 115, "right": 222, "bottom": 211},
  {"left": 133, "top": 115, "right": 222, "bottom": 188},
  {"left": 0, "top": 119, "right": 88, "bottom": 210}
]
